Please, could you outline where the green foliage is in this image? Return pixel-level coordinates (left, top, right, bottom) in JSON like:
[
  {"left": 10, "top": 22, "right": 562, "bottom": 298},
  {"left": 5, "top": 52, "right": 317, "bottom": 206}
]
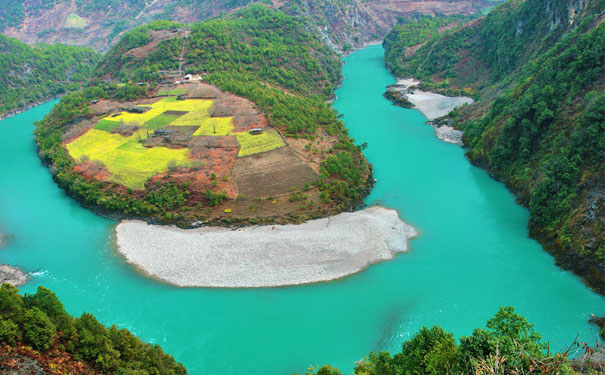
[
  {"left": 0, "top": 284, "right": 187, "bottom": 374},
  {"left": 205, "top": 189, "right": 228, "bottom": 207},
  {"left": 0, "top": 34, "right": 101, "bottom": 116},
  {"left": 24, "top": 286, "right": 72, "bottom": 332},
  {"left": 318, "top": 307, "right": 578, "bottom": 375},
  {"left": 392, "top": 326, "right": 455, "bottom": 375},
  {"left": 383, "top": 14, "right": 471, "bottom": 78},
  {"left": 0, "top": 318, "right": 19, "bottom": 345},
  {"left": 99, "top": 5, "right": 341, "bottom": 97},
  {"left": 22, "top": 307, "right": 56, "bottom": 351}
]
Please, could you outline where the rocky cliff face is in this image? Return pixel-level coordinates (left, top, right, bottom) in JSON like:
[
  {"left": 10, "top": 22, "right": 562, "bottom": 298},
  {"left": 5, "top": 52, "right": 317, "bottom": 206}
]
[{"left": 1, "top": 0, "right": 501, "bottom": 51}]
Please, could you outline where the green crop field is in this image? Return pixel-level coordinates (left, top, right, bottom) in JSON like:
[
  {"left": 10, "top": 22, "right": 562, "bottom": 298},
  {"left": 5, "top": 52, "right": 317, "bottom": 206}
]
[
  {"left": 66, "top": 129, "right": 191, "bottom": 189},
  {"left": 143, "top": 114, "right": 182, "bottom": 130},
  {"left": 155, "top": 88, "right": 188, "bottom": 97},
  {"left": 193, "top": 117, "right": 234, "bottom": 136},
  {"left": 235, "top": 129, "right": 285, "bottom": 157},
  {"left": 106, "top": 98, "right": 213, "bottom": 126},
  {"left": 94, "top": 119, "right": 121, "bottom": 132}
]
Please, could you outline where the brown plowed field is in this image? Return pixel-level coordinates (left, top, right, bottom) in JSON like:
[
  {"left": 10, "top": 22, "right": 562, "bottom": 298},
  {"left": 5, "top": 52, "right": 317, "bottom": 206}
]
[{"left": 232, "top": 147, "right": 319, "bottom": 199}]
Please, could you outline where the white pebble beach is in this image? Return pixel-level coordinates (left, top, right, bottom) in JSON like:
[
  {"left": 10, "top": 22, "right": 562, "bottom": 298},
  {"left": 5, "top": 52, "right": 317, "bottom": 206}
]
[
  {"left": 397, "top": 78, "right": 474, "bottom": 120},
  {"left": 114, "top": 206, "right": 417, "bottom": 288}
]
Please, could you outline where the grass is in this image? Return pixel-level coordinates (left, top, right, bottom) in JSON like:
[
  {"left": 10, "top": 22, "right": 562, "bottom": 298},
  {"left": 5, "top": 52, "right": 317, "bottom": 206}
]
[
  {"left": 192, "top": 117, "right": 234, "bottom": 136},
  {"left": 66, "top": 129, "right": 191, "bottom": 190},
  {"left": 155, "top": 88, "right": 188, "bottom": 97},
  {"left": 143, "top": 114, "right": 182, "bottom": 130},
  {"left": 94, "top": 119, "right": 121, "bottom": 132},
  {"left": 235, "top": 129, "right": 285, "bottom": 157},
  {"left": 65, "top": 14, "right": 87, "bottom": 29}
]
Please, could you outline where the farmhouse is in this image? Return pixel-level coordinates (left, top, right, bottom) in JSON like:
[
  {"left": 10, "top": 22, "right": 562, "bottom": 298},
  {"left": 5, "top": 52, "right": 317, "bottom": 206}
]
[
  {"left": 249, "top": 128, "right": 263, "bottom": 135},
  {"left": 153, "top": 129, "right": 175, "bottom": 137}
]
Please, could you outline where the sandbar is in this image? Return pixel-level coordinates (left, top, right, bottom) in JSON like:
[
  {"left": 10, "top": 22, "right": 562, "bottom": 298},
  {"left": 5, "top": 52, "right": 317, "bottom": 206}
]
[
  {"left": 396, "top": 78, "right": 474, "bottom": 120},
  {"left": 114, "top": 206, "right": 417, "bottom": 288}
]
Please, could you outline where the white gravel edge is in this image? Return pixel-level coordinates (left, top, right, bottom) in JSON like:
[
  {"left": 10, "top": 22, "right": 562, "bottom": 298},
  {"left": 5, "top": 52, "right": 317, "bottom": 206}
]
[
  {"left": 114, "top": 206, "right": 417, "bottom": 288},
  {"left": 396, "top": 78, "right": 474, "bottom": 121}
]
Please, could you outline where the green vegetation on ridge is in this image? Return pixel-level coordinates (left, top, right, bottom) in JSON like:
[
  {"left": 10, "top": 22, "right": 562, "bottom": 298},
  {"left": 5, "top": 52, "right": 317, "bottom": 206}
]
[
  {"left": 0, "top": 284, "right": 186, "bottom": 374},
  {"left": 383, "top": 0, "right": 605, "bottom": 293},
  {"left": 0, "top": 34, "right": 101, "bottom": 117}
]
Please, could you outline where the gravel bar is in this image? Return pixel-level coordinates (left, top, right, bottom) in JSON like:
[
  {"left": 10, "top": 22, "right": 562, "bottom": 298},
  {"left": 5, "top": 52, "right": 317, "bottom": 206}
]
[{"left": 114, "top": 207, "right": 417, "bottom": 288}]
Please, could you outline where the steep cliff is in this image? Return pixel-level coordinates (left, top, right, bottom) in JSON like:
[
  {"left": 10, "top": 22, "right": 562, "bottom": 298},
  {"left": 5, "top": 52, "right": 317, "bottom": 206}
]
[{"left": 384, "top": 0, "right": 605, "bottom": 293}]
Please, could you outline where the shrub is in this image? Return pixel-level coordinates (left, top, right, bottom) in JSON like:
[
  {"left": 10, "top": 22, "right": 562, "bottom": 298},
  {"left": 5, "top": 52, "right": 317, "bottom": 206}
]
[{"left": 22, "top": 307, "right": 56, "bottom": 351}]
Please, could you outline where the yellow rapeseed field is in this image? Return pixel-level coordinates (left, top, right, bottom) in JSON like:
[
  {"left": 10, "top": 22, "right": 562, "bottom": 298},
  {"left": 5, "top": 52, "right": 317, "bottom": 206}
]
[
  {"left": 192, "top": 117, "right": 235, "bottom": 136},
  {"left": 106, "top": 98, "right": 214, "bottom": 127},
  {"left": 66, "top": 129, "right": 190, "bottom": 190},
  {"left": 235, "top": 129, "right": 285, "bottom": 157}
]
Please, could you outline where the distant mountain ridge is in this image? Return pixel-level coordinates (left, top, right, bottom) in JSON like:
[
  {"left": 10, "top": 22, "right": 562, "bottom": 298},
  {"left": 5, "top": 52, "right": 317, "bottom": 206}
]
[
  {"left": 0, "top": 0, "right": 502, "bottom": 52},
  {"left": 384, "top": 0, "right": 605, "bottom": 293}
]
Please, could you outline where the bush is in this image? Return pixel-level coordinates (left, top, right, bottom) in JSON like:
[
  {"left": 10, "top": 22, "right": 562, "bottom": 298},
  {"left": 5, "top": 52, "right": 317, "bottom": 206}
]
[
  {"left": 0, "top": 318, "right": 19, "bottom": 345},
  {"left": 22, "top": 307, "right": 56, "bottom": 351}
]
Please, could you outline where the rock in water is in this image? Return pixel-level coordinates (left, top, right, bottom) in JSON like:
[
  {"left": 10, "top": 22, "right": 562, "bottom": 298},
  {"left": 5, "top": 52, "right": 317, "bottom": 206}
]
[{"left": 0, "top": 264, "right": 28, "bottom": 286}]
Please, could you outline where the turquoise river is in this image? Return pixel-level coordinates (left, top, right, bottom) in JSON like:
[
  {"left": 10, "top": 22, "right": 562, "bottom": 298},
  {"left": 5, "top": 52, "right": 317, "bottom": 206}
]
[{"left": 0, "top": 45, "right": 603, "bottom": 374}]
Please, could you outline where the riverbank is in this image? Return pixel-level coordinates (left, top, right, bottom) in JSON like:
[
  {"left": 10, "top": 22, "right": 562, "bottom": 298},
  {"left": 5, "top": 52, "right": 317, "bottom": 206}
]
[
  {"left": 395, "top": 79, "right": 474, "bottom": 120},
  {"left": 385, "top": 79, "right": 473, "bottom": 144},
  {"left": 114, "top": 206, "right": 417, "bottom": 288},
  {"left": 0, "top": 96, "right": 61, "bottom": 121}
]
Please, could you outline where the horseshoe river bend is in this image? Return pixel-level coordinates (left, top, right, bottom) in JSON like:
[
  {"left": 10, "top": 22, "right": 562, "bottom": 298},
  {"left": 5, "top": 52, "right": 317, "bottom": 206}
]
[{"left": 1, "top": 45, "right": 603, "bottom": 374}]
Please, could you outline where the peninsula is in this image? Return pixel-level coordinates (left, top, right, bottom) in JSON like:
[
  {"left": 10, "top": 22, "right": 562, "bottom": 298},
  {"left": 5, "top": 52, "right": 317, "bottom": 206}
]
[{"left": 35, "top": 7, "right": 372, "bottom": 228}]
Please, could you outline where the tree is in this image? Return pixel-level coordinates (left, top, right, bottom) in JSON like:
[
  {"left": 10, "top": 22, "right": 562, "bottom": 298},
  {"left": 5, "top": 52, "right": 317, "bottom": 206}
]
[{"left": 22, "top": 307, "right": 56, "bottom": 351}]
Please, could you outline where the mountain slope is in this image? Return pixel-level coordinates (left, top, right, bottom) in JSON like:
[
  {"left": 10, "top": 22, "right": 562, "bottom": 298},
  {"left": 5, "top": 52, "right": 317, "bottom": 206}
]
[
  {"left": 384, "top": 0, "right": 605, "bottom": 293},
  {"left": 0, "top": 0, "right": 502, "bottom": 51},
  {"left": 0, "top": 34, "right": 100, "bottom": 118}
]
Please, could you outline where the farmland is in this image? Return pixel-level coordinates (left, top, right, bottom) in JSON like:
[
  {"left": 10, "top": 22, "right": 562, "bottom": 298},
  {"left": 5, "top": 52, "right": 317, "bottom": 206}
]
[
  {"left": 235, "top": 129, "right": 285, "bottom": 157},
  {"left": 66, "top": 93, "right": 287, "bottom": 190},
  {"left": 66, "top": 129, "right": 191, "bottom": 190}
]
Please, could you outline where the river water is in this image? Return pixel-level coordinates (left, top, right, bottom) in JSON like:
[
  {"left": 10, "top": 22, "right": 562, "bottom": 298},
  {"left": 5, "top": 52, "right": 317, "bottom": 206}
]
[{"left": 0, "top": 45, "right": 603, "bottom": 374}]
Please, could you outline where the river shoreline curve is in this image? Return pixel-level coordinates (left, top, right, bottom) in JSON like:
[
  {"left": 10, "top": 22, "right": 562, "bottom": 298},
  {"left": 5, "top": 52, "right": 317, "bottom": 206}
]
[
  {"left": 389, "top": 78, "right": 473, "bottom": 144},
  {"left": 114, "top": 206, "right": 417, "bottom": 288}
]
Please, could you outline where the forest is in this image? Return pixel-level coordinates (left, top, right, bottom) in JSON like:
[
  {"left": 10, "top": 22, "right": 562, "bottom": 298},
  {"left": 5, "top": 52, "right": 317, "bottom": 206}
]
[
  {"left": 382, "top": 0, "right": 605, "bottom": 293},
  {"left": 0, "top": 284, "right": 186, "bottom": 374},
  {"left": 0, "top": 34, "right": 100, "bottom": 117}
]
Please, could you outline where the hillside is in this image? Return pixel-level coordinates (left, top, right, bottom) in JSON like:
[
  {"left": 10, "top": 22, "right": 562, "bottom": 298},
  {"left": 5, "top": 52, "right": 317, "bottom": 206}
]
[
  {"left": 383, "top": 0, "right": 605, "bottom": 293},
  {"left": 0, "top": 284, "right": 186, "bottom": 374},
  {"left": 35, "top": 6, "right": 372, "bottom": 227},
  {"left": 0, "top": 0, "right": 502, "bottom": 51},
  {"left": 0, "top": 34, "right": 100, "bottom": 118}
]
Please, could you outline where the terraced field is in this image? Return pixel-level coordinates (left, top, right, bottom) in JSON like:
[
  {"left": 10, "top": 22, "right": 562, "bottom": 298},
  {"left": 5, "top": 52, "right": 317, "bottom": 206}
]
[{"left": 66, "top": 95, "right": 286, "bottom": 190}]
